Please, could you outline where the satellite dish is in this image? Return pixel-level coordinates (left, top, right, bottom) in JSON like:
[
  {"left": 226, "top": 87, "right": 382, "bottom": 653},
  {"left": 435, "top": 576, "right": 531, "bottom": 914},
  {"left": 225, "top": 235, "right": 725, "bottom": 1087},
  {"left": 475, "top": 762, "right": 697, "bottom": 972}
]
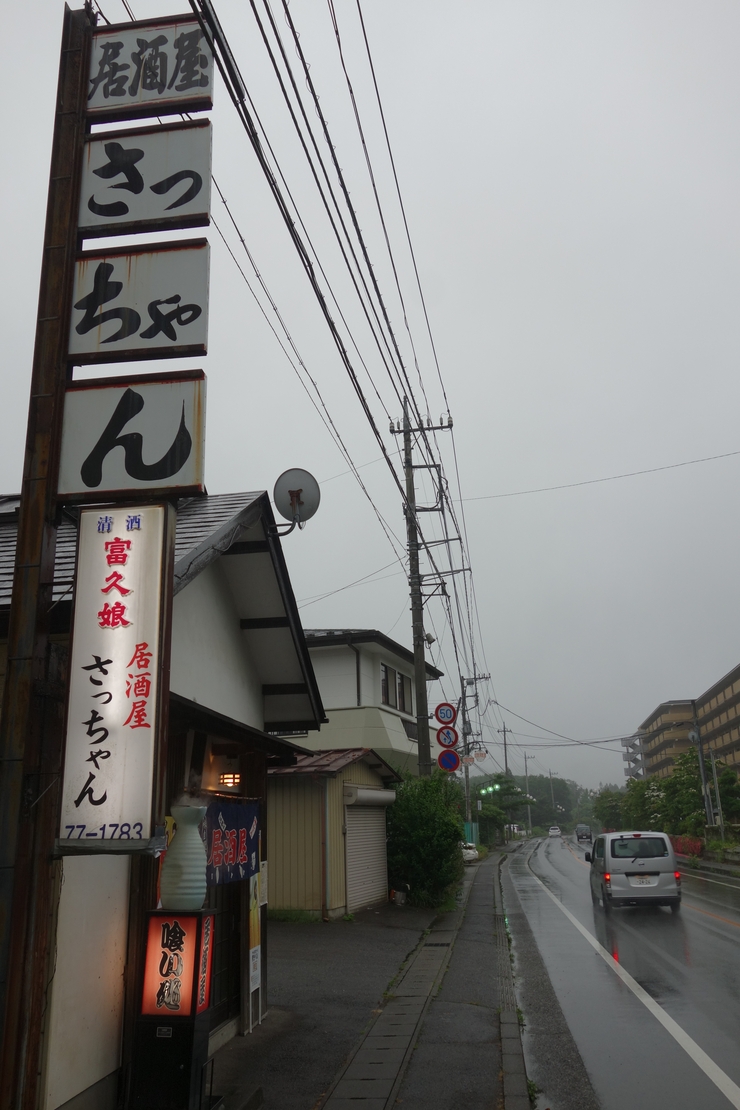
[{"left": 273, "top": 468, "right": 321, "bottom": 528}]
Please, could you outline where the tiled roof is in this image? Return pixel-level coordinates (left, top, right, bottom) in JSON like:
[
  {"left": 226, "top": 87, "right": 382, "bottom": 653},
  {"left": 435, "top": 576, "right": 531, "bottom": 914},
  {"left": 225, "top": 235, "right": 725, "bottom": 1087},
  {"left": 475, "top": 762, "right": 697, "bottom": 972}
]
[
  {"left": 267, "top": 748, "right": 401, "bottom": 781},
  {"left": 0, "top": 491, "right": 266, "bottom": 607}
]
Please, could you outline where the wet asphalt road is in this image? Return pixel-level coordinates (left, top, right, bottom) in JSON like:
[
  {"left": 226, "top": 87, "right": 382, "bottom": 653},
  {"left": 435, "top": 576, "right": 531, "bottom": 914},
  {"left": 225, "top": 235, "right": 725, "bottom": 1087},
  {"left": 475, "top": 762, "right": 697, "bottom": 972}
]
[{"left": 508, "top": 836, "right": 740, "bottom": 1110}]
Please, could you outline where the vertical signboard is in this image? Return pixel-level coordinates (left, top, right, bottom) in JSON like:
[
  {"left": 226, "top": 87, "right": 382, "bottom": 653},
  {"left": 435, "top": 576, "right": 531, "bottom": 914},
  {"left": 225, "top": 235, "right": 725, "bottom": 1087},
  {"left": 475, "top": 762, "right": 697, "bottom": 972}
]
[
  {"left": 87, "top": 18, "right": 213, "bottom": 120},
  {"left": 69, "top": 240, "right": 210, "bottom": 364},
  {"left": 141, "top": 912, "right": 214, "bottom": 1017},
  {"left": 58, "top": 372, "right": 206, "bottom": 500},
  {"left": 79, "top": 120, "right": 212, "bottom": 238},
  {"left": 59, "top": 505, "right": 171, "bottom": 847}
]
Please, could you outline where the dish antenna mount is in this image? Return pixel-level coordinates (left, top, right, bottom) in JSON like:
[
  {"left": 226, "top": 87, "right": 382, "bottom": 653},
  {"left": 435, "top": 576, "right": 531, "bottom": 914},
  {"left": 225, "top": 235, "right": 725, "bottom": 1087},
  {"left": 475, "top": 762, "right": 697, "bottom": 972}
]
[{"left": 272, "top": 468, "right": 321, "bottom": 536}]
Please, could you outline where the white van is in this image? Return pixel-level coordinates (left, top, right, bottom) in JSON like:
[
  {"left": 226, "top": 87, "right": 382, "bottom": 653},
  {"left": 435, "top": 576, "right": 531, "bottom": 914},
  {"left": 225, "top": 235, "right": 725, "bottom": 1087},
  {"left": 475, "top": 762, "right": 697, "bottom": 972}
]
[{"left": 585, "top": 831, "right": 681, "bottom": 912}]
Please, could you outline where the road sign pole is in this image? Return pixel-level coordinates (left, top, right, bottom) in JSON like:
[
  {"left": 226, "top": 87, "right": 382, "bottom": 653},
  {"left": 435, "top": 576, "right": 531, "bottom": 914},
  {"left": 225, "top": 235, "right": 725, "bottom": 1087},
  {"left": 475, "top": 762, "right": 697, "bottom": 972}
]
[{"left": 0, "top": 9, "right": 93, "bottom": 1105}]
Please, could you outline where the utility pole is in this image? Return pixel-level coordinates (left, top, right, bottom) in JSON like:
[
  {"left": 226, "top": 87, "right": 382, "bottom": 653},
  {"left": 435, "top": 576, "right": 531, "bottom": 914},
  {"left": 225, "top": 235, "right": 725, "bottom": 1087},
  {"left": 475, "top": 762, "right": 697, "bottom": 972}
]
[
  {"left": 461, "top": 677, "right": 472, "bottom": 824},
  {"left": 498, "top": 722, "right": 510, "bottom": 775},
  {"left": 524, "top": 751, "right": 533, "bottom": 835},
  {"left": 549, "top": 768, "right": 557, "bottom": 822},
  {"left": 390, "top": 403, "right": 457, "bottom": 778},
  {"left": 401, "top": 399, "right": 431, "bottom": 776},
  {"left": 709, "top": 750, "right": 725, "bottom": 840},
  {"left": 690, "top": 701, "right": 714, "bottom": 829}
]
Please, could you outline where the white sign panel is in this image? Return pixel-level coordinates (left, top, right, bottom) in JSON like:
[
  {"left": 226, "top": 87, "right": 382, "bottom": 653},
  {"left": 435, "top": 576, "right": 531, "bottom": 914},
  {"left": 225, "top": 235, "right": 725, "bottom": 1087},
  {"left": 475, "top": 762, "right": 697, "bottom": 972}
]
[
  {"left": 79, "top": 121, "right": 212, "bottom": 238},
  {"left": 87, "top": 19, "right": 213, "bottom": 120},
  {"left": 58, "top": 373, "right": 206, "bottom": 499},
  {"left": 60, "top": 505, "right": 167, "bottom": 846},
  {"left": 69, "top": 240, "right": 209, "bottom": 364}
]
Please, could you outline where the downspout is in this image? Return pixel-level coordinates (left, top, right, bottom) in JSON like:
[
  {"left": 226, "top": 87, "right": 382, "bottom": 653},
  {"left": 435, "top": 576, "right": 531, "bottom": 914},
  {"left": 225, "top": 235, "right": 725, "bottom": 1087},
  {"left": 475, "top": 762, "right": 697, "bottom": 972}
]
[
  {"left": 321, "top": 776, "right": 330, "bottom": 921},
  {"left": 348, "top": 642, "right": 361, "bottom": 706}
]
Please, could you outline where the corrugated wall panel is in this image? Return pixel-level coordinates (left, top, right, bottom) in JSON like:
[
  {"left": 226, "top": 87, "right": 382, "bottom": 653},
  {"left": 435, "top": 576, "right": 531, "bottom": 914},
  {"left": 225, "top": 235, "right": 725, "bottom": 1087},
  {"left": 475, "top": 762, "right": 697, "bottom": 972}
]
[
  {"left": 343, "top": 760, "right": 391, "bottom": 789},
  {"left": 346, "top": 807, "right": 388, "bottom": 911},
  {"left": 267, "top": 779, "right": 322, "bottom": 911}
]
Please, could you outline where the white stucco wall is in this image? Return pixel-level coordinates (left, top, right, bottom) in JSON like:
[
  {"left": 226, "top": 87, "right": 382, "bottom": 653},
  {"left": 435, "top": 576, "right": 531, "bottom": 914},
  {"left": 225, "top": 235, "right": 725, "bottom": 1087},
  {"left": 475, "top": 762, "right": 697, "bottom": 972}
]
[
  {"left": 43, "top": 855, "right": 130, "bottom": 1110},
  {"left": 308, "top": 644, "right": 414, "bottom": 712},
  {"left": 170, "top": 562, "right": 263, "bottom": 729}
]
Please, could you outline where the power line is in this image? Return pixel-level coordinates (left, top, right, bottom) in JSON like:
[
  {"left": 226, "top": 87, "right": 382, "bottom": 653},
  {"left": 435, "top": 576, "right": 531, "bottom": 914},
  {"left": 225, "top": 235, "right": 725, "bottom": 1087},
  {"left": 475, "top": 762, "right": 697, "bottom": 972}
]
[{"left": 461, "top": 448, "right": 740, "bottom": 502}]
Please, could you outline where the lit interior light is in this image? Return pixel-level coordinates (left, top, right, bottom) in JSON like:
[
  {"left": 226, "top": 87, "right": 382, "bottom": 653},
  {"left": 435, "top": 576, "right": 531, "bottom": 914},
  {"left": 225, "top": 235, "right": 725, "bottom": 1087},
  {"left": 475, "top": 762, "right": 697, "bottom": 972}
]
[{"left": 219, "top": 773, "right": 240, "bottom": 787}]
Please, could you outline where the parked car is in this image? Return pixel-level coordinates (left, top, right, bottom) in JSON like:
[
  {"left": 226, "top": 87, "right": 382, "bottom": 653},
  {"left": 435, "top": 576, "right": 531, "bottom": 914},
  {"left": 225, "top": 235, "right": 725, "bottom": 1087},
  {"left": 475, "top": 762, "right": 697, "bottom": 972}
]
[
  {"left": 461, "top": 842, "right": 479, "bottom": 863},
  {"left": 548, "top": 826, "right": 561, "bottom": 838},
  {"left": 585, "top": 831, "right": 681, "bottom": 912},
  {"left": 575, "top": 824, "right": 592, "bottom": 842}
]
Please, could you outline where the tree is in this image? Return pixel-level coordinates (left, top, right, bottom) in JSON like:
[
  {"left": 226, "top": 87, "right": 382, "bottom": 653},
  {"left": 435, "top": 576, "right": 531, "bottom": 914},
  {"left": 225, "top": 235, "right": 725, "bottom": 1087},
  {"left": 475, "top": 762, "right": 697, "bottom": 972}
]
[
  {"left": 386, "top": 772, "right": 464, "bottom": 905},
  {"left": 662, "top": 749, "right": 705, "bottom": 836},
  {"left": 474, "top": 773, "right": 528, "bottom": 843},
  {"left": 592, "top": 788, "right": 624, "bottom": 830}
]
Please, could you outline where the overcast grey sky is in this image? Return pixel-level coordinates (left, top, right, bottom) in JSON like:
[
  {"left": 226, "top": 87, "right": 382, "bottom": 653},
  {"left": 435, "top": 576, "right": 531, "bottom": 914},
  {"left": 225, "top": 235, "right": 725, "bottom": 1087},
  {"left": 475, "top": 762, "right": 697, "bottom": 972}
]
[{"left": 3, "top": 1, "right": 740, "bottom": 787}]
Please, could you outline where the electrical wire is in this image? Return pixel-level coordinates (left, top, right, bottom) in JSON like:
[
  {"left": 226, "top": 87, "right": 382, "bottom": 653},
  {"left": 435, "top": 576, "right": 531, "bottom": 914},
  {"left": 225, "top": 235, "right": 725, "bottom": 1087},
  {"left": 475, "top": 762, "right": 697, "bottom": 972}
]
[{"left": 461, "top": 448, "right": 740, "bottom": 502}]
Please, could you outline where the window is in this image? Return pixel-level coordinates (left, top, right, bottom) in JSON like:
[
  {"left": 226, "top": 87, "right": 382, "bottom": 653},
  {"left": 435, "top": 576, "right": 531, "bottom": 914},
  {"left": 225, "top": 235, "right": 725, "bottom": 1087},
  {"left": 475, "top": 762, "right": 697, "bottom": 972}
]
[
  {"left": 397, "top": 673, "right": 413, "bottom": 715},
  {"left": 594, "top": 838, "right": 605, "bottom": 860},
  {"left": 611, "top": 836, "right": 668, "bottom": 859},
  {"left": 381, "top": 663, "right": 397, "bottom": 707}
]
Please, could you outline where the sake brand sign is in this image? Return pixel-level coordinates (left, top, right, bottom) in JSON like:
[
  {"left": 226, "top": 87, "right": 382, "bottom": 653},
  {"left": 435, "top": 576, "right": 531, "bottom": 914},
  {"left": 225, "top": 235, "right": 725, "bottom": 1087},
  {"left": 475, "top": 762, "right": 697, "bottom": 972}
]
[
  {"left": 58, "top": 372, "right": 206, "bottom": 500},
  {"left": 87, "top": 18, "right": 213, "bottom": 120},
  {"left": 59, "top": 505, "right": 168, "bottom": 846},
  {"left": 141, "top": 912, "right": 214, "bottom": 1017}
]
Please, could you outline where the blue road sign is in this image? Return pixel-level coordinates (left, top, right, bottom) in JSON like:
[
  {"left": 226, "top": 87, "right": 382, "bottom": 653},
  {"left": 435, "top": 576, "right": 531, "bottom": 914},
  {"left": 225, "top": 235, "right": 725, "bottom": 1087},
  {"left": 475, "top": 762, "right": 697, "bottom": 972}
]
[{"left": 437, "top": 748, "right": 461, "bottom": 773}]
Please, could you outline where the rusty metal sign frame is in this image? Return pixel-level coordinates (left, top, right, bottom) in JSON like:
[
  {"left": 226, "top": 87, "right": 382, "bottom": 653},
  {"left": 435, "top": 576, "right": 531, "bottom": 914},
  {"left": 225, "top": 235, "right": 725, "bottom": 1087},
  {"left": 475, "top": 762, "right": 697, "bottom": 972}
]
[
  {"left": 79, "top": 119, "right": 212, "bottom": 240},
  {"left": 59, "top": 368, "right": 206, "bottom": 502},
  {"left": 69, "top": 238, "right": 210, "bottom": 365}
]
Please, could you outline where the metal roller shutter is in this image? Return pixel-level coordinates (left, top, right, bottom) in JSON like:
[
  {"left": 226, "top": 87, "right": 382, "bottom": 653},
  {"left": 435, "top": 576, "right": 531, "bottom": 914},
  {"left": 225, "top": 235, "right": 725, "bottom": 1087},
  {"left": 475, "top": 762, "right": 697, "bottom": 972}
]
[{"left": 345, "top": 806, "right": 388, "bottom": 912}]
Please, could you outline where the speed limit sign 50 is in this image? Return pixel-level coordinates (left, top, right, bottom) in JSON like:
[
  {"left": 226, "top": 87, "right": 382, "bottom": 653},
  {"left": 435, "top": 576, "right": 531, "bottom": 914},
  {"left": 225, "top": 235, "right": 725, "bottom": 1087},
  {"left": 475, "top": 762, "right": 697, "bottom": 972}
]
[{"left": 434, "top": 702, "right": 457, "bottom": 726}]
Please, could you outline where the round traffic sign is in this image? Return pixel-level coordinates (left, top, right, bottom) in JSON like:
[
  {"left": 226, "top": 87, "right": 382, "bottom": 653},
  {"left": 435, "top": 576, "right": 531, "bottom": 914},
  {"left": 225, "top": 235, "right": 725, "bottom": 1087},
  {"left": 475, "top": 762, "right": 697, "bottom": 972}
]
[
  {"left": 437, "top": 749, "right": 461, "bottom": 773},
  {"left": 434, "top": 702, "right": 457, "bottom": 725},
  {"left": 437, "top": 726, "right": 459, "bottom": 749}
]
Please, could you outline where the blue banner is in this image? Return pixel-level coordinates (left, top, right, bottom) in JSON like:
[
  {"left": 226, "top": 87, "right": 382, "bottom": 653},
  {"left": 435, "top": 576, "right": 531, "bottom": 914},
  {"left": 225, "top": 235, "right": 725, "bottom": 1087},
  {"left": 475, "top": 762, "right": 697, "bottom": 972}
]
[{"left": 205, "top": 801, "right": 260, "bottom": 885}]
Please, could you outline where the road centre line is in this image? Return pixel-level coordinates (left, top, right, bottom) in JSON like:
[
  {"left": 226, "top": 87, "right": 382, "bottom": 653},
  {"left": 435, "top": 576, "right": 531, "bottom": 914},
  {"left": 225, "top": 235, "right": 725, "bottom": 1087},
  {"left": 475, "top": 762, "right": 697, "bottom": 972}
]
[{"left": 527, "top": 847, "right": 740, "bottom": 1109}]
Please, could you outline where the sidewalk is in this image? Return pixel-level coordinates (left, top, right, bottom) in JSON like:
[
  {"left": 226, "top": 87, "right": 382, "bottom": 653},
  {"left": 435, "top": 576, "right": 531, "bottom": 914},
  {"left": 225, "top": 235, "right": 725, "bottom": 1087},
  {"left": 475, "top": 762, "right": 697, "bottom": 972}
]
[
  {"left": 212, "top": 901, "right": 435, "bottom": 1110},
  {"left": 211, "top": 852, "right": 529, "bottom": 1110}
]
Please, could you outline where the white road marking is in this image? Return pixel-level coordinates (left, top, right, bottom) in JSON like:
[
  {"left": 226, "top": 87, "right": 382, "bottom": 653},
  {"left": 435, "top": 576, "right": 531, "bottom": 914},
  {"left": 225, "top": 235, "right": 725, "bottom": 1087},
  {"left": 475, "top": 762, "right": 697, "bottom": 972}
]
[
  {"left": 681, "top": 871, "right": 740, "bottom": 891},
  {"left": 527, "top": 852, "right": 740, "bottom": 1109}
]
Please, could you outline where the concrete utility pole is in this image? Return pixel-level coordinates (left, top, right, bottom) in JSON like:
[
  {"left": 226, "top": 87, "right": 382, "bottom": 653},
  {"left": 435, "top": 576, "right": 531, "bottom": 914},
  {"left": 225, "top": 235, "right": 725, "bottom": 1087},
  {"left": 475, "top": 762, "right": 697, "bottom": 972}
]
[
  {"left": 524, "top": 751, "right": 533, "bottom": 835},
  {"left": 549, "top": 768, "right": 557, "bottom": 821},
  {"left": 402, "top": 400, "right": 432, "bottom": 776},
  {"left": 690, "top": 701, "right": 714, "bottom": 829},
  {"left": 709, "top": 750, "right": 725, "bottom": 840},
  {"left": 461, "top": 678, "right": 472, "bottom": 823},
  {"left": 498, "top": 722, "right": 510, "bottom": 775}
]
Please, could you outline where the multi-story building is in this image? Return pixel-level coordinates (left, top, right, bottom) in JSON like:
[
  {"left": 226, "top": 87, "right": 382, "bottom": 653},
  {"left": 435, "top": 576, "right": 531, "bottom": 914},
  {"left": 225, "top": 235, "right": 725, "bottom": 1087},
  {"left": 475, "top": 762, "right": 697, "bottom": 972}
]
[
  {"left": 695, "top": 663, "right": 740, "bottom": 770},
  {"left": 636, "top": 701, "right": 694, "bottom": 778},
  {"left": 289, "top": 629, "right": 443, "bottom": 775}
]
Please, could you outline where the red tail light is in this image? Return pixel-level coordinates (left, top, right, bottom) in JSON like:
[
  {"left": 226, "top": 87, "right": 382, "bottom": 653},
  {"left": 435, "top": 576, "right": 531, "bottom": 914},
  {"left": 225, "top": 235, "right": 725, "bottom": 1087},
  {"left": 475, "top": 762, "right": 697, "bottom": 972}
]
[
  {"left": 604, "top": 873, "right": 611, "bottom": 883},
  {"left": 674, "top": 872, "right": 681, "bottom": 881}
]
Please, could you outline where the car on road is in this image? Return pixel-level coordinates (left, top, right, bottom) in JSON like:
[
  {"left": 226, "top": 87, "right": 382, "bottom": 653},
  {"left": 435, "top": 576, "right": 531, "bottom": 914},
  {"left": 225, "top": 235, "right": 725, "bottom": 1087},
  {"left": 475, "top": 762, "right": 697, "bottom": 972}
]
[
  {"left": 548, "top": 826, "right": 561, "bottom": 837},
  {"left": 575, "top": 824, "right": 592, "bottom": 842},
  {"left": 585, "top": 831, "right": 681, "bottom": 911},
  {"left": 461, "top": 842, "right": 479, "bottom": 863}
]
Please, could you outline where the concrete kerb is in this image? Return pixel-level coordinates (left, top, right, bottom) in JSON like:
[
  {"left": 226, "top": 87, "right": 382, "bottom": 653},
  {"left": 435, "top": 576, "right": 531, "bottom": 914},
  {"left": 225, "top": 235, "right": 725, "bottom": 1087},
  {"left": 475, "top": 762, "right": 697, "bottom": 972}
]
[
  {"left": 318, "top": 861, "right": 481, "bottom": 1109},
  {"left": 495, "top": 848, "right": 532, "bottom": 1110}
]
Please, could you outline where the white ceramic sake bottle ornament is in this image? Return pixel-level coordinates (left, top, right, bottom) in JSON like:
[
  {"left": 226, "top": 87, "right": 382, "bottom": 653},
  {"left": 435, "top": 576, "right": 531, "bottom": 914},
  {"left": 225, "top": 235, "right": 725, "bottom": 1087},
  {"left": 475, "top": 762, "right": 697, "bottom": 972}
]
[{"left": 160, "top": 804, "right": 208, "bottom": 911}]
